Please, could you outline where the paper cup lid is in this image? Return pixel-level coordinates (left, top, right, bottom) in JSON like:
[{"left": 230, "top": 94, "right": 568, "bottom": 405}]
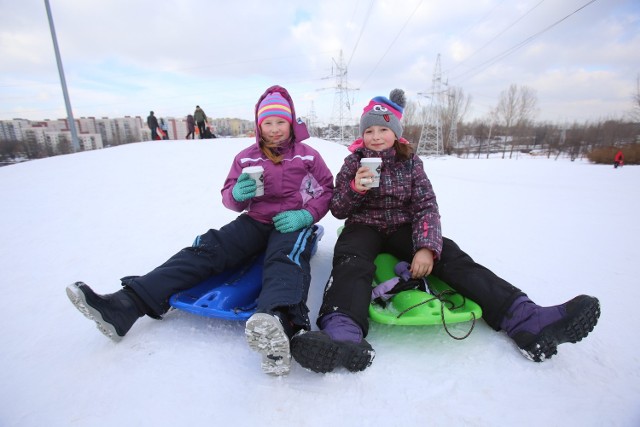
[
  {"left": 361, "top": 157, "right": 382, "bottom": 163},
  {"left": 242, "top": 166, "right": 264, "bottom": 173}
]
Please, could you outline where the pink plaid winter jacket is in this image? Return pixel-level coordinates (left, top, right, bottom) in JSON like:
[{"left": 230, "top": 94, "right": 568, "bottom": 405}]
[{"left": 330, "top": 146, "right": 443, "bottom": 259}]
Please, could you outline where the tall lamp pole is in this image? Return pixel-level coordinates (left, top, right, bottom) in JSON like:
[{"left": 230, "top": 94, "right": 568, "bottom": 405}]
[{"left": 44, "top": 0, "right": 80, "bottom": 151}]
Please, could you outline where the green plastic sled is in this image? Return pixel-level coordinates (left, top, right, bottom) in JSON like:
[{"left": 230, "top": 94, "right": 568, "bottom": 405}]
[{"left": 369, "top": 253, "right": 482, "bottom": 326}]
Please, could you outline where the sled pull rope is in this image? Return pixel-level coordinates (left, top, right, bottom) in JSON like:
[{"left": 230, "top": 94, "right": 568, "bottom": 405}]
[{"left": 395, "top": 289, "right": 476, "bottom": 340}]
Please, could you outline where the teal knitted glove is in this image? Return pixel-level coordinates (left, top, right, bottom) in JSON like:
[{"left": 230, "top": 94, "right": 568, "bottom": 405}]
[
  {"left": 273, "top": 209, "right": 314, "bottom": 233},
  {"left": 232, "top": 173, "right": 257, "bottom": 202}
]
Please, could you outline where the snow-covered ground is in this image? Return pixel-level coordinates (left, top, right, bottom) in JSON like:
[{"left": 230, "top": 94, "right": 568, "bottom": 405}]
[{"left": 1, "top": 138, "right": 638, "bottom": 426}]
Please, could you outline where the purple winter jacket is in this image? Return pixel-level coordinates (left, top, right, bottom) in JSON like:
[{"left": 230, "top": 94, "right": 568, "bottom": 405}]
[
  {"left": 221, "top": 86, "right": 334, "bottom": 225},
  {"left": 330, "top": 145, "right": 443, "bottom": 259}
]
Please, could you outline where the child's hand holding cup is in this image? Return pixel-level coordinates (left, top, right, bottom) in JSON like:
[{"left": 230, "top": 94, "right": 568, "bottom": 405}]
[
  {"left": 359, "top": 158, "right": 382, "bottom": 188},
  {"left": 242, "top": 165, "right": 265, "bottom": 196}
]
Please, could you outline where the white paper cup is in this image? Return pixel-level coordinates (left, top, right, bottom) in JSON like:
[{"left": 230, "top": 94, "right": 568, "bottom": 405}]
[
  {"left": 242, "top": 165, "right": 264, "bottom": 196},
  {"left": 360, "top": 158, "right": 382, "bottom": 188}
]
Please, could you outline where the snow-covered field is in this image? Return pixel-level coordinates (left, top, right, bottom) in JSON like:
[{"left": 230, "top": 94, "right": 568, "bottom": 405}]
[{"left": 1, "top": 138, "right": 638, "bottom": 426}]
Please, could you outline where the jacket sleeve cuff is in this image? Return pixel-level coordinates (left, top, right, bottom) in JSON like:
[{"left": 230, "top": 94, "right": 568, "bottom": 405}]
[{"left": 350, "top": 179, "right": 367, "bottom": 194}]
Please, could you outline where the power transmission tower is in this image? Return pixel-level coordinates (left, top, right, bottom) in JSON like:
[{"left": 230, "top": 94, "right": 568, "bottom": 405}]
[
  {"left": 325, "top": 50, "right": 357, "bottom": 145},
  {"left": 417, "top": 54, "right": 445, "bottom": 156},
  {"left": 307, "top": 101, "right": 318, "bottom": 137}
]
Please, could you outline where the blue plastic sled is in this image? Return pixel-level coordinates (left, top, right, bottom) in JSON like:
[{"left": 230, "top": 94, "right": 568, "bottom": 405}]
[{"left": 169, "top": 225, "right": 324, "bottom": 321}]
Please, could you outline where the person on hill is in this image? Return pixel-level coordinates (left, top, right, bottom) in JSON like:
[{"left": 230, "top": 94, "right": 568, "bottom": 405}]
[
  {"left": 186, "top": 114, "right": 195, "bottom": 140},
  {"left": 614, "top": 150, "right": 624, "bottom": 168},
  {"left": 194, "top": 106, "right": 207, "bottom": 139},
  {"left": 66, "top": 86, "right": 334, "bottom": 376},
  {"left": 291, "top": 89, "right": 601, "bottom": 373},
  {"left": 147, "top": 111, "right": 159, "bottom": 141},
  {"left": 159, "top": 118, "right": 169, "bottom": 140}
]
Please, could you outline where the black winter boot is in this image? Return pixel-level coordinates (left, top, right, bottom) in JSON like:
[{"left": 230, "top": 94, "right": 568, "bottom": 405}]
[
  {"left": 66, "top": 281, "right": 144, "bottom": 342},
  {"left": 291, "top": 331, "right": 375, "bottom": 373}
]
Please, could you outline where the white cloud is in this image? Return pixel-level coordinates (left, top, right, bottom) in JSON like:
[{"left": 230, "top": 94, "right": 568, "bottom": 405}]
[{"left": 1, "top": 0, "right": 638, "bottom": 123}]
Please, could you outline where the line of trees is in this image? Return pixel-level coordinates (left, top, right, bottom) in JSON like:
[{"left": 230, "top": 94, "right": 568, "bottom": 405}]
[
  {"left": 3, "top": 77, "right": 640, "bottom": 166},
  {"left": 0, "top": 135, "right": 74, "bottom": 164},
  {"left": 399, "top": 79, "right": 639, "bottom": 164}
]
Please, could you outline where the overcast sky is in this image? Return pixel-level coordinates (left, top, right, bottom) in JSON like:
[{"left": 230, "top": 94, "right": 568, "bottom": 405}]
[{"left": 1, "top": 0, "right": 638, "bottom": 126}]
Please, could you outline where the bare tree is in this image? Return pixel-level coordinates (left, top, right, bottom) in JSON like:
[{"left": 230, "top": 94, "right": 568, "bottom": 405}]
[
  {"left": 401, "top": 100, "right": 429, "bottom": 150},
  {"left": 631, "top": 73, "right": 640, "bottom": 122},
  {"left": 495, "top": 84, "right": 538, "bottom": 157},
  {"left": 472, "top": 121, "right": 490, "bottom": 158},
  {"left": 402, "top": 100, "right": 421, "bottom": 126},
  {"left": 441, "top": 87, "right": 471, "bottom": 154},
  {"left": 0, "top": 139, "right": 25, "bottom": 161}
]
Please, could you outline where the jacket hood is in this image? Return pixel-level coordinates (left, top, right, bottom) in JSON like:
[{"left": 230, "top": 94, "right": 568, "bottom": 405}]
[{"left": 254, "top": 85, "right": 309, "bottom": 145}]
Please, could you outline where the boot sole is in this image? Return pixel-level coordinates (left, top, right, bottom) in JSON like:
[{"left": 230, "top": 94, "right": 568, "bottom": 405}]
[
  {"left": 66, "top": 282, "right": 121, "bottom": 342},
  {"left": 245, "top": 313, "right": 291, "bottom": 376},
  {"left": 291, "top": 332, "right": 375, "bottom": 373},
  {"left": 517, "top": 295, "right": 600, "bottom": 362}
]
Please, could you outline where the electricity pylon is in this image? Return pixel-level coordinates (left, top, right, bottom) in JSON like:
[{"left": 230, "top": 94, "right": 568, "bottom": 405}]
[
  {"left": 417, "top": 54, "right": 445, "bottom": 156},
  {"left": 324, "top": 50, "right": 357, "bottom": 144}
]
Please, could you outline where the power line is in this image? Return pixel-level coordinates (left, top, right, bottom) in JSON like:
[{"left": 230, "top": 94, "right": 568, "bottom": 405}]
[
  {"left": 346, "top": 0, "right": 375, "bottom": 69},
  {"left": 455, "top": 0, "right": 508, "bottom": 40},
  {"left": 360, "top": 0, "right": 424, "bottom": 87},
  {"left": 451, "top": 0, "right": 599, "bottom": 83},
  {"left": 448, "top": 0, "right": 546, "bottom": 74}
]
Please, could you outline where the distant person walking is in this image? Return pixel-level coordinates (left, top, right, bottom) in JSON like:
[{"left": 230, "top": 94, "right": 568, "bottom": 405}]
[
  {"left": 186, "top": 114, "right": 195, "bottom": 140},
  {"left": 147, "top": 111, "right": 159, "bottom": 141},
  {"left": 614, "top": 150, "right": 624, "bottom": 168},
  {"left": 194, "top": 106, "right": 207, "bottom": 139},
  {"left": 159, "top": 119, "right": 170, "bottom": 140}
]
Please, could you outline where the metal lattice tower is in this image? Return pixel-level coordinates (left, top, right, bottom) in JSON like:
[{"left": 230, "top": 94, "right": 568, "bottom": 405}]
[
  {"left": 327, "top": 50, "right": 356, "bottom": 145},
  {"left": 307, "top": 101, "right": 318, "bottom": 137},
  {"left": 417, "top": 54, "right": 444, "bottom": 156}
]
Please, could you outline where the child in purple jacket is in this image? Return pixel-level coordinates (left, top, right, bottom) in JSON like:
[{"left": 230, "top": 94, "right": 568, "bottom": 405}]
[
  {"left": 291, "top": 89, "right": 600, "bottom": 373},
  {"left": 66, "top": 86, "right": 334, "bottom": 376}
]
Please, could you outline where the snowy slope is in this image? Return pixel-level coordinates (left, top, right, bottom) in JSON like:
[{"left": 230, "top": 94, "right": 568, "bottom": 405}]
[{"left": 0, "top": 138, "right": 638, "bottom": 426}]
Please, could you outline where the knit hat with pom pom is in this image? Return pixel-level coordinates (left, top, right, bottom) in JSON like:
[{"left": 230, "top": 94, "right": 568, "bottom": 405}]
[
  {"left": 359, "top": 89, "right": 407, "bottom": 138},
  {"left": 257, "top": 92, "right": 293, "bottom": 127}
]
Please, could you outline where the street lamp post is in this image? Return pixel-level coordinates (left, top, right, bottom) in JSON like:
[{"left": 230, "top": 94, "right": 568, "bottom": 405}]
[{"left": 44, "top": 0, "right": 80, "bottom": 151}]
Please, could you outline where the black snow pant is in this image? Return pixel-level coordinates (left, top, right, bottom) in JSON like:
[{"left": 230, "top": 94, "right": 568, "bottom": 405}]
[
  {"left": 318, "top": 223, "right": 525, "bottom": 337},
  {"left": 122, "top": 214, "right": 317, "bottom": 329},
  {"left": 196, "top": 121, "right": 206, "bottom": 138}
]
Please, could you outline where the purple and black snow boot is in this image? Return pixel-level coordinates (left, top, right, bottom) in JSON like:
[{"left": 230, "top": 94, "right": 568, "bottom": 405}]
[
  {"left": 66, "top": 281, "right": 144, "bottom": 342},
  {"left": 501, "top": 294, "right": 600, "bottom": 362},
  {"left": 291, "top": 313, "right": 375, "bottom": 373}
]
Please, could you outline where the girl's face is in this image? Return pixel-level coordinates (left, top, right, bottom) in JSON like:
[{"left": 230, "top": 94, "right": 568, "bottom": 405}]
[
  {"left": 260, "top": 117, "right": 291, "bottom": 145},
  {"left": 362, "top": 125, "right": 396, "bottom": 151}
]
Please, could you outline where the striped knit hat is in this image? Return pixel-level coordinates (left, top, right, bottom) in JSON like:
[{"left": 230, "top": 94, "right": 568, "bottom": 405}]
[{"left": 257, "top": 92, "right": 293, "bottom": 126}]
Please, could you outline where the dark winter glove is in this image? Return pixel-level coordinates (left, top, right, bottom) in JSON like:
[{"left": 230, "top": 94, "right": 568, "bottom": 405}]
[
  {"left": 371, "top": 277, "right": 401, "bottom": 302},
  {"left": 394, "top": 261, "right": 412, "bottom": 281},
  {"left": 232, "top": 173, "right": 257, "bottom": 202},
  {"left": 272, "top": 209, "right": 314, "bottom": 233}
]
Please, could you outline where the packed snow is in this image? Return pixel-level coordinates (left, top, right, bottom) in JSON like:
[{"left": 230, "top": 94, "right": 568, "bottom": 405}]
[{"left": 1, "top": 138, "right": 638, "bottom": 426}]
